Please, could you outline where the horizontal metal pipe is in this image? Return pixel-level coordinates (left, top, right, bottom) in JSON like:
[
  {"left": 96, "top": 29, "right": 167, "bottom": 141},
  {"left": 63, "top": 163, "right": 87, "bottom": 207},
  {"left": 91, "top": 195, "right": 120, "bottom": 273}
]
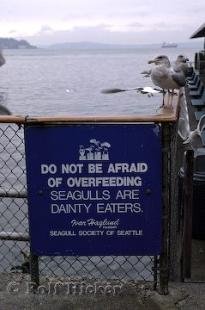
[
  {"left": 0, "top": 231, "right": 29, "bottom": 241},
  {"left": 0, "top": 190, "right": 27, "bottom": 198}
]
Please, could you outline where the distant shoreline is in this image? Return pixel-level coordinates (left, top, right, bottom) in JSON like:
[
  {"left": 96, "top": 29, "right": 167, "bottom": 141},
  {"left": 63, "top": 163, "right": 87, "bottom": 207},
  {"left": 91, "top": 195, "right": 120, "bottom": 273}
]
[
  {"left": 37, "top": 41, "right": 202, "bottom": 50},
  {"left": 0, "top": 37, "right": 36, "bottom": 49}
]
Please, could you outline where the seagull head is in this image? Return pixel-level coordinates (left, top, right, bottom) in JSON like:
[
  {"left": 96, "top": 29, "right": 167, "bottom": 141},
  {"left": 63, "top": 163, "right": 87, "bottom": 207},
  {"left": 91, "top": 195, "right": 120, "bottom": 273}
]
[
  {"left": 148, "top": 55, "right": 170, "bottom": 67},
  {"left": 176, "top": 55, "right": 189, "bottom": 63}
]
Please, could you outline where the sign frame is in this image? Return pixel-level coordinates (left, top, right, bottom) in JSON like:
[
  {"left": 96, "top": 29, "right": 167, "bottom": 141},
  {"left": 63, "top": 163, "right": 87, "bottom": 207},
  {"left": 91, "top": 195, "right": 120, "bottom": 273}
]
[{"left": 25, "top": 122, "right": 162, "bottom": 256}]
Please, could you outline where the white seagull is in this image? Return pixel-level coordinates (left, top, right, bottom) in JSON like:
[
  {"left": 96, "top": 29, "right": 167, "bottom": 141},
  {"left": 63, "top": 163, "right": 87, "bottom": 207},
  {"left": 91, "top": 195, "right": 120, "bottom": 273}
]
[{"left": 148, "top": 55, "right": 186, "bottom": 107}]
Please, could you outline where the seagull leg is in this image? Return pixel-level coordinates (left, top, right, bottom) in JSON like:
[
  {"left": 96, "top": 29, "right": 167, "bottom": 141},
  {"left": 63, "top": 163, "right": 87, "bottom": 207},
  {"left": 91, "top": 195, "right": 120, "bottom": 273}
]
[
  {"left": 166, "top": 89, "right": 176, "bottom": 108},
  {"left": 169, "top": 89, "right": 177, "bottom": 96},
  {"left": 156, "top": 89, "right": 165, "bottom": 111},
  {"left": 162, "top": 90, "right": 165, "bottom": 106}
]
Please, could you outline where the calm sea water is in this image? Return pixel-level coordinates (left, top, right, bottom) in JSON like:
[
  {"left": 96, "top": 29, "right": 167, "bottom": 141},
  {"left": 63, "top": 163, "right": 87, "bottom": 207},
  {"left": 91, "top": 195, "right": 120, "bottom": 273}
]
[
  {"left": 0, "top": 47, "right": 197, "bottom": 117},
  {"left": 0, "top": 47, "right": 197, "bottom": 277}
]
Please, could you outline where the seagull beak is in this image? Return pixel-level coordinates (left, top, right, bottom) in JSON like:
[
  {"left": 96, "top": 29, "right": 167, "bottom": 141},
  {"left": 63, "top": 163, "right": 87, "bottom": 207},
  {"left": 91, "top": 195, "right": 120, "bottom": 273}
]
[{"left": 148, "top": 59, "right": 155, "bottom": 64}]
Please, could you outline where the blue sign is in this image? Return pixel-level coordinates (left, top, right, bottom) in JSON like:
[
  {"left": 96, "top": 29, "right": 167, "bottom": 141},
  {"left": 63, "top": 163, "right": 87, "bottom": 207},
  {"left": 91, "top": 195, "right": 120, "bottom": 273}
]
[{"left": 25, "top": 123, "right": 162, "bottom": 256}]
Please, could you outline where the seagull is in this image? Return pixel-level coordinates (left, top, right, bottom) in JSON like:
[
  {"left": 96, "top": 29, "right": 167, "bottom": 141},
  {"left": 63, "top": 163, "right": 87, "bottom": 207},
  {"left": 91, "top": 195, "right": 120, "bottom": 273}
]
[
  {"left": 173, "top": 55, "right": 190, "bottom": 76},
  {"left": 141, "top": 55, "right": 189, "bottom": 80},
  {"left": 101, "top": 86, "right": 162, "bottom": 96},
  {"left": 137, "top": 86, "right": 162, "bottom": 96},
  {"left": 148, "top": 55, "right": 186, "bottom": 107}
]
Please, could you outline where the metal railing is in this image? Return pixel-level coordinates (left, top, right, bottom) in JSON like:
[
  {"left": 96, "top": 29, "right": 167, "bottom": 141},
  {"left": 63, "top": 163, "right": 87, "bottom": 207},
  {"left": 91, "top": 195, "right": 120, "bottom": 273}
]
[{"left": 0, "top": 93, "right": 180, "bottom": 294}]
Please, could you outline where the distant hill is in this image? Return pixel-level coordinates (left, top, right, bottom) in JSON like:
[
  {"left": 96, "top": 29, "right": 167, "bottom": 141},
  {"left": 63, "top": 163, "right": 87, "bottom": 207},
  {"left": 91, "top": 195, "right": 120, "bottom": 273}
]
[
  {"left": 47, "top": 41, "right": 140, "bottom": 49},
  {"left": 0, "top": 38, "right": 37, "bottom": 49}
]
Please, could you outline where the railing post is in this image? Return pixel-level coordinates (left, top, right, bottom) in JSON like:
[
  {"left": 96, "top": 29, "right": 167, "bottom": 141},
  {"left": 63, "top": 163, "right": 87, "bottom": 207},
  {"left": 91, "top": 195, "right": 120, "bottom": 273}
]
[
  {"left": 182, "top": 149, "right": 194, "bottom": 281},
  {"left": 160, "top": 122, "right": 172, "bottom": 295},
  {"left": 30, "top": 253, "right": 39, "bottom": 291}
]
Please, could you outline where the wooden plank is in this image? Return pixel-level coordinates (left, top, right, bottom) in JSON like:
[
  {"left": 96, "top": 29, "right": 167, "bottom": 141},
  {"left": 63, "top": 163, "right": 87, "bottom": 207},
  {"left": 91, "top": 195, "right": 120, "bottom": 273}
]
[{"left": 0, "top": 232, "right": 29, "bottom": 241}]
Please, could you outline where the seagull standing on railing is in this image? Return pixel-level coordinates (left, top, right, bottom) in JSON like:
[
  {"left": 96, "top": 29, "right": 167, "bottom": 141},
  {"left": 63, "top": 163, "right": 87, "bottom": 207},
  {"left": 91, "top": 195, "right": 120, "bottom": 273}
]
[
  {"left": 173, "top": 55, "right": 190, "bottom": 76},
  {"left": 148, "top": 55, "right": 186, "bottom": 107}
]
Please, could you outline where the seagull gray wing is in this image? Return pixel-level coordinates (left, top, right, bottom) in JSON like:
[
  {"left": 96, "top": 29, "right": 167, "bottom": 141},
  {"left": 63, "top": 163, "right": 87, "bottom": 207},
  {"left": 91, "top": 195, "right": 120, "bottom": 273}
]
[{"left": 171, "top": 71, "right": 186, "bottom": 87}]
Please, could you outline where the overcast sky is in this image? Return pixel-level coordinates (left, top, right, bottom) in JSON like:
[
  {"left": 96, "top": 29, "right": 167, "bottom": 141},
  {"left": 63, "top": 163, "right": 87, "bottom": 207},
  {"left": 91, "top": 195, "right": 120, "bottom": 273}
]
[{"left": 0, "top": 0, "right": 204, "bottom": 45}]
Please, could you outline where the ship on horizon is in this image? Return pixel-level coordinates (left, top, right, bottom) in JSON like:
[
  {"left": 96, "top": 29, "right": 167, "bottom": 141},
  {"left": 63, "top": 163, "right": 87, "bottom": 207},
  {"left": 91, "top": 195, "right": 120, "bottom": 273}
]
[{"left": 161, "top": 42, "right": 178, "bottom": 48}]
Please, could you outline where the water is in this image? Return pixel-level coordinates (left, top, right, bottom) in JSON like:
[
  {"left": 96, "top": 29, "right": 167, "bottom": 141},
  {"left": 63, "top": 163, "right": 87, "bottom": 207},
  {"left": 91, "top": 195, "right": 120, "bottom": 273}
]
[
  {"left": 0, "top": 46, "right": 196, "bottom": 279},
  {"left": 0, "top": 47, "right": 196, "bottom": 117}
]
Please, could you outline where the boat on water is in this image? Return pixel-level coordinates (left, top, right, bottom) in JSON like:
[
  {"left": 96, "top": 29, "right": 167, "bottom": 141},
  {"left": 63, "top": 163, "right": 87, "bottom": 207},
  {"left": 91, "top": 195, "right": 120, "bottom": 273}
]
[{"left": 161, "top": 42, "right": 178, "bottom": 48}]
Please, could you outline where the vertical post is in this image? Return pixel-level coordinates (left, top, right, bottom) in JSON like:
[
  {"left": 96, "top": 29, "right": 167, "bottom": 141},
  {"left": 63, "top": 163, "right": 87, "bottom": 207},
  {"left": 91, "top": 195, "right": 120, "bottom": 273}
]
[
  {"left": 160, "top": 123, "right": 171, "bottom": 295},
  {"left": 30, "top": 253, "right": 39, "bottom": 291},
  {"left": 153, "top": 256, "right": 159, "bottom": 290},
  {"left": 182, "top": 150, "right": 194, "bottom": 280}
]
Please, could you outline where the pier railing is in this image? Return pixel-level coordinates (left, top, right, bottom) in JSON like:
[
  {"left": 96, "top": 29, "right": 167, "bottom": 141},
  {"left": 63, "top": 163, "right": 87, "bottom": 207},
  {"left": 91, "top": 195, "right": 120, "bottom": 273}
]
[{"left": 0, "top": 93, "right": 180, "bottom": 295}]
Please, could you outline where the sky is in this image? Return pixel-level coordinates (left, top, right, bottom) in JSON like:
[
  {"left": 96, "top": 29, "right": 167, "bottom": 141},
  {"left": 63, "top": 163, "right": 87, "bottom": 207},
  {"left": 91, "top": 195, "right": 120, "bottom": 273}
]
[{"left": 0, "top": 0, "right": 204, "bottom": 45}]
